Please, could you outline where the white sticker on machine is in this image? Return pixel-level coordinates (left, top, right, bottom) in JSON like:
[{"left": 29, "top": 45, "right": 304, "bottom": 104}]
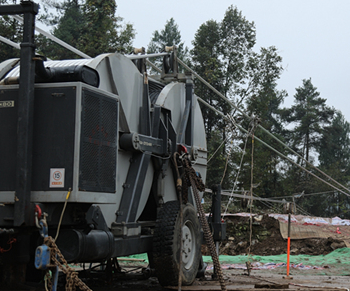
[{"left": 49, "top": 168, "right": 65, "bottom": 188}]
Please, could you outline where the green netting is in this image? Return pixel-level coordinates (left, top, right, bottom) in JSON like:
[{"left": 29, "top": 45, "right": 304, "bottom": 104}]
[
  {"left": 202, "top": 248, "right": 350, "bottom": 266},
  {"left": 119, "top": 253, "right": 149, "bottom": 262},
  {"left": 121, "top": 248, "right": 350, "bottom": 267}
]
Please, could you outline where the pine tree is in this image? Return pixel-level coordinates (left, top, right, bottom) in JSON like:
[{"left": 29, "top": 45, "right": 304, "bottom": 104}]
[
  {"left": 36, "top": 0, "right": 135, "bottom": 59},
  {"left": 147, "top": 18, "right": 189, "bottom": 72},
  {"left": 79, "top": 0, "right": 135, "bottom": 56},
  {"left": 191, "top": 19, "right": 223, "bottom": 138},
  {"left": 281, "top": 78, "right": 334, "bottom": 164},
  {"left": 0, "top": 0, "right": 22, "bottom": 62},
  {"left": 238, "top": 46, "right": 287, "bottom": 198},
  {"left": 191, "top": 6, "right": 256, "bottom": 137},
  {"left": 281, "top": 79, "right": 335, "bottom": 215},
  {"left": 36, "top": 0, "right": 85, "bottom": 59},
  {"left": 315, "top": 111, "right": 350, "bottom": 218},
  {"left": 319, "top": 111, "right": 350, "bottom": 169},
  {"left": 191, "top": 6, "right": 287, "bottom": 194},
  {"left": 190, "top": 6, "right": 256, "bottom": 189}
]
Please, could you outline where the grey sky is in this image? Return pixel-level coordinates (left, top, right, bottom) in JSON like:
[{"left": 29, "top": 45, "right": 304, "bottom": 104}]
[{"left": 118, "top": 0, "right": 350, "bottom": 122}]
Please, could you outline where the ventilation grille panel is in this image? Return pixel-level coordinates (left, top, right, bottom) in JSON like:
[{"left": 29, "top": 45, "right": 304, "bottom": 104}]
[{"left": 79, "top": 89, "right": 118, "bottom": 193}]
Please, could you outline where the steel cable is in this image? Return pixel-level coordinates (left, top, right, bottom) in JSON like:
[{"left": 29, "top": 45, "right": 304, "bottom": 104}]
[
  {"left": 197, "top": 97, "right": 350, "bottom": 198},
  {"left": 177, "top": 58, "right": 350, "bottom": 195}
]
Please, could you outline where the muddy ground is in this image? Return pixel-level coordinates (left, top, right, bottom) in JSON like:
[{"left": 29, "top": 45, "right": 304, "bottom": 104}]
[
  {"left": 208, "top": 215, "right": 347, "bottom": 256},
  {"left": 7, "top": 261, "right": 347, "bottom": 291},
  {"left": 2, "top": 215, "right": 350, "bottom": 290}
]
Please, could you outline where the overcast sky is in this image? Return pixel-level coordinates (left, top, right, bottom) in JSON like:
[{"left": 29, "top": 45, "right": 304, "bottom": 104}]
[{"left": 117, "top": 0, "right": 350, "bottom": 122}]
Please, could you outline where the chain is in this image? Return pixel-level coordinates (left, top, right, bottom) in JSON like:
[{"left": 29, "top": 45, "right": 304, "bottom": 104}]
[
  {"left": 182, "top": 157, "right": 227, "bottom": 291},
  {"left": 44, "top": 236, "right": 92, "bottom": 291},
  {"left": 44, "top": 270, "right": 52, "bottom": 291}
]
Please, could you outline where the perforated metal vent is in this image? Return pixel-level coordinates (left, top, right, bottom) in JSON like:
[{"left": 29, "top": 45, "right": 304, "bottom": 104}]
[{"left": 79, "top": 89, "right": 118, "bottom": 193}]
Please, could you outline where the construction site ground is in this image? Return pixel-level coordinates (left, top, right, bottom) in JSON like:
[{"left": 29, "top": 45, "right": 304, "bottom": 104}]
[
  {"left": 67, "top": 214, "right": 350, "bottom": 290},
  {"left": 97, "top": 256, "right": 350, "bottom": 291},
  {"left": 113, "top": 214, "right": 350, "bottom": 290},
  {"left": 2, "top": 214, "right": 350, "bottom": 290}
]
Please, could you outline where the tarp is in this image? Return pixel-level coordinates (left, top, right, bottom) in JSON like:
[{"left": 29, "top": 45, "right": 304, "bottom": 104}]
[
  {"left": 124, "top": 248, "right": 350, "bottom": 272},
  {"left": 232, "top": 212, "right": 350, "bottom": 226},
  {"left": 229, "top": 213, "right": 350, "bottom": 247},
  {"left": 203, "top": 247, "right": 350, "bottom": 267}
]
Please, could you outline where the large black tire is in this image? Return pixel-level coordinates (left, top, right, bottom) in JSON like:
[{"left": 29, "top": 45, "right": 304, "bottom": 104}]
[{"left": 153, "top": 201, "right": 201, "bottom": 286}]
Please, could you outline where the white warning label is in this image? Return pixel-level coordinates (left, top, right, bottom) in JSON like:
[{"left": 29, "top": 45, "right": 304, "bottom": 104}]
[
  {"left": 0, "top": 101, "right": 14, "bottom": 108},
  {"left": 50, "top": 168, "right": 65, "bottom": 188}
]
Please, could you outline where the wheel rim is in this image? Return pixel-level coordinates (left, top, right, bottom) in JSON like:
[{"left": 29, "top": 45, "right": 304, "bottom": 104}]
[{"left": 182, "top": 220, "right": 196, "bottom": 270}]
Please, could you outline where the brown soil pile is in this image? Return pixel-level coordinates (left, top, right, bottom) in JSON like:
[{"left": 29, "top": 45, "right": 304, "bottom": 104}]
[{"left": 203, "top": 215, "right": 346, "bottom": 256}]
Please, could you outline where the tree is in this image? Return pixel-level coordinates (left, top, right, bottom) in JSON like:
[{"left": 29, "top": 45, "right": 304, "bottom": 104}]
[
  {"left": 190, "top": 6, "right": 256, "bottom": 189},
  {"left": 191, "top": 19, "right": 224, "bottom": 137},
  {"left": 319, "top": 111, "right": 350, "bottom": 169},
  {"left": 237, "top": 46, "right": 287, "bottom": 198},
  {"left": 219, "top": 5, "right": 256, "bottom": 99},
  {"left": 36, "top": 0, "right": 85, "bottom": 59},
  {"left": 281, "top": 78, "right": 334, "bottom": 164},
  {"left": 191, "top": 6, "right": 256, "bottom": 136},
  {"left": 314, "top": 111, "right": 350, "bottom": 218},
  {"left": 79, "top": 0, "right": 135, "bottom": 56},
  {"left": 37, "top": 0, "right": 135, "bottom": 59},
  {"left": 190, "top": 6, "right": 290, "bottom": 193},
  {"left": 147, "top": 18, "right": 189, "bottom": 71},
  {"left": 0, "top": 0, "right": 22, "bottom": 62},
  {"left": 280, "top": 79, "right": 335, "bottom": 215}
]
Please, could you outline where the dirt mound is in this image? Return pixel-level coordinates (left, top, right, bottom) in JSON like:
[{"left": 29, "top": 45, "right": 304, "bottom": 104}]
[{"left": 207, "top": 215, "right": 347, "bottom": 256}]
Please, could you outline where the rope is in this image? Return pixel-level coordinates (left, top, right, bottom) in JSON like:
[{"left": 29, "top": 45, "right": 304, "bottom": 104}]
[
  {"left": 269, "top": 190, "right": 336, "bottom": 199},
  {"left": 207, "top": 137, "right": 228, "bottom": 164},
  {"left": 44, "top": 271, "right": 51, "bottom": 291},
  {"left": 220, "top": 140, "right": 234, "bottom": 185},
  {"left": 54, "top": 188, "right": 71, "bottom": 242},
  {"left": 181, "top": 157, "right": 226, "bottom": 291},
  {"left": 173, "top": 153, "right": 183, "bottom": 291},
  {"left": 222, "top": 119, "right": 253, "bottom": 218}
]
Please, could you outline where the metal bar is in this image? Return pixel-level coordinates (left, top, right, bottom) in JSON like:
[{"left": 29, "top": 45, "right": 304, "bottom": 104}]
[
  {"left": 10, "top": 14, "right": 91, "bottom": 59},
  {"left": 221, "top": 192, "right": 287, "bottom": 204},
  {"left": 0, "top": 35, "right": 20, "bottom": 49},
  {"left": 185, "top": 78, "right": 194, "bottom": 146},
  {"left": 198, "top": 96, "right": 350, "bottom": 198},
  {"left": 12, "top": 1, "right": 38, "bottom": 226},
  {"left": 151, "top": 105, "right": 161, "bottom": 138},
  {"left": 205, "top": 188, "right": 288, "bottom": 204},
  {"left": 211, "top": 185, "right": 222, "bottom": 225},
  {"left": 140, "top": 74, "right": 151, "bottom": 136},
  {"left": 0, "top": 2, "right": 38, "bottom": 15},
  {"left": 179, "top": 57, "right": 350, "bottom": 196},
  {"left": 126, "top": 52, "right": 170, "bottom": 60},
  {"left": 116, "top": 152, "right": 152, "bottom": 223},
  {"left": 6, "top": 15, "right": 168, "bottom": 62},
  {"left": 146, "top": 59, "right": 162, "bottom": 73},
  {"left": 177, "top": 100, "right": 191, "bottom": 144}
]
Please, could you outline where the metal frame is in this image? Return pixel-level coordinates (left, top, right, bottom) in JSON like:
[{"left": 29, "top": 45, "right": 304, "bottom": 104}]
[{"left": 0, "top": 1, "right": 39, "bottom": 226}]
